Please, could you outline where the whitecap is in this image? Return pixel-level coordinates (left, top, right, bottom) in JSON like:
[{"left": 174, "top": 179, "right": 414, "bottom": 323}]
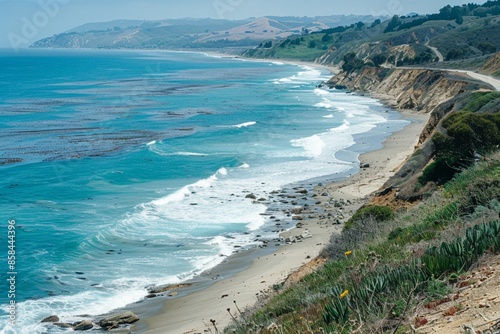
[
  {"left": 290, "top": 134, "right": 325, "bottom": 158},
  {"left": 314, "top": 88, "right": 330, "bottom": 96},
  {"left": 232, "top": 121, "right": 256, "bottom": 128},
  {"left": 172, "top": 152, "right": 209, "bottom": 156},
  {"left": 315, "top": 101, "right": 334, "bottom": 109}
]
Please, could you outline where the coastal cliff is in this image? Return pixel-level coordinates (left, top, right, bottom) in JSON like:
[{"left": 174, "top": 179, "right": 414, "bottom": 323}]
[
  {"left": 326, "top": 66, "right": 492, "bottom": 205},
  {"left": 326, "top": 67, "right": 486, "bottom": 114}
]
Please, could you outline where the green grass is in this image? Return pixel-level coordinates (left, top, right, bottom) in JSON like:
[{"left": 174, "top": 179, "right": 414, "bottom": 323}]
[
  {"left": 243, "top": 34, "right": 331, "bottom": 61},
  {"left": 344, "top": 205, "right": 394, "bottom": 229},
  {"left": 463, "top": 91, "right": 500, "bottom": 112}
]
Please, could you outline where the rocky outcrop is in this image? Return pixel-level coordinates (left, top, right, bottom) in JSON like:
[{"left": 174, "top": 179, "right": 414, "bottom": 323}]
[
  {"left": 41, "top": 315, "right": 59, "bottom": 323},
  {"left": 74, "top": 320, "right": 94, "bottom": 331},
  {"left": 43, "top": 311, "right": 139, "bottom": 331},
  {"left": 98, "top": 311, "right": 139, "bottom": 329}
]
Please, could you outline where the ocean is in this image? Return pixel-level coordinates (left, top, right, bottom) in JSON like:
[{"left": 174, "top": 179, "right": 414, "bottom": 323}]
[{"left": 0, "top": 49, "right": 408, "bottom": 333}]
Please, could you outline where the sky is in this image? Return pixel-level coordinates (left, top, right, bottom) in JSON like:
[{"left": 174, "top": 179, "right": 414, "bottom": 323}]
[{"left": 0, "top": 0, "right": 481, "bottom": 49}]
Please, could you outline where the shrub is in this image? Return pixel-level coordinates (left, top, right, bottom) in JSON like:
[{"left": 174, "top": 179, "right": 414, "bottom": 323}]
[
  {"left": 478, "top": 42, "right": 497, "bottom": 55},
  {"left": 459, "top": 176, "right": 500, "bottom": 214},
  {"left": 321, "top": 34, "right": 333, "bottom": 42},
  {"left": 371, "top": 19, "right": 381, "bottom": 28},
  {"left": 342, "top": 52, "right": 365, "bottom": 73},
  {"left": 384, "top": 15, "right": 402, "bottom": 33},
  {"left": 345, "top": 205, "right": 394, "bottom": 229},
  {"left": 420, "top": 111, "right": 500, "bottom": 185},
  {"left": 372, "top": 54, "right": 387, "bottom": 66}
]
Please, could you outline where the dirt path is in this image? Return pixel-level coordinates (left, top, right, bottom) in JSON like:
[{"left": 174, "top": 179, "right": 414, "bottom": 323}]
[{"left": 427, "top": 44, "right": 444, "bottom": 62}]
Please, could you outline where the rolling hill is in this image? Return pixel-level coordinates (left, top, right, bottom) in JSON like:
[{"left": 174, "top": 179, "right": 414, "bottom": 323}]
[{"left": 31, "top": 15, "right": 386, "bottom": 50}]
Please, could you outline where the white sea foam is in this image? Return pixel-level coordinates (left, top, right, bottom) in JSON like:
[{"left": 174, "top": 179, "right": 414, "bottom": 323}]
[
  {"left": 323, "top": 114, "right": 334, "bottom": 118},
  {"left": 232, "top": 121, "right": 256, "bottom": 128},
  {"left": 173, "top": 151, "right": 209, "bottom": 156},
  {"left": 273, "top": 65, "right": 330, "bottom": 86},
  {"left": 314, "top": 88, "right": 330, "bottom": 96},
  {"left": 315, "top": 101, "right": 335, "bottom": 109},
  {"left": 291, "top": 135, "right": 326, "bottom": 158},
  {"left": 151, "top": 168, "right": 226, "bottom": 206},
  {"left": 0, "top": 277, "right": 161, "bottom": 334},
  {"left": 148, "top": 144, "right": 209, "bottom": 157},
  {"left": 330, "top": 121, "right": 351, "bottom": 133}
]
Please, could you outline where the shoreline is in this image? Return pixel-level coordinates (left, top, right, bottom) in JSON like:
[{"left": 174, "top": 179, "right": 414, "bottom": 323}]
[
  {"left": 201, "top": 50, "right": 340, "bottom": 75},
  {"left": 138, "top": 108, "right": 429, "bottom": 333}
]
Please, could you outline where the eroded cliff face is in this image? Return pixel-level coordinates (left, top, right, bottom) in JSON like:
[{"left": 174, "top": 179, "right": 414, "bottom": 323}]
[
  {"left": 325, "top": 67, "right": 489, "bottom": 207},
  {"left": 326, "top": 67, "right": 483, "bottom": 114}
]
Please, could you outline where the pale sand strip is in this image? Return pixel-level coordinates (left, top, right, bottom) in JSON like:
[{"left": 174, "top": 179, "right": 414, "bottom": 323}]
[{"left": 141, "top": 111, "right": 430, "bottom": 334}]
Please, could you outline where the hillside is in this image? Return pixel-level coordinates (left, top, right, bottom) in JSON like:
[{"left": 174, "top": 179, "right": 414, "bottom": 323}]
[
  {"left": 30, "top": 15, "right": 385, "bottom": 50},
  {"left": 243, "top": 1, "right": 500, "bottom": 65},
  {"left": 481, "top": 51, "right": 500, "bottom": 76}
]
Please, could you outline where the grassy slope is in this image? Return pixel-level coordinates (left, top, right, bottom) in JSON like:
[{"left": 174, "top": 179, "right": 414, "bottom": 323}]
[
  {"left": 243, "top": 34, "right": 331, "bottom": 61},
  {"left": 429, "top": 16, "right": 500, "bottom": 59},
  {"left": 224, "top": 151, "right": 500, "bottom": 334}
]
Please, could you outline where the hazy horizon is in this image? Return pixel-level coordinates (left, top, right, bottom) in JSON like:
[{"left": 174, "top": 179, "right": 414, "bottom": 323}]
[{"left": 0, "top": 0, "right": 481, "bottom": 49}]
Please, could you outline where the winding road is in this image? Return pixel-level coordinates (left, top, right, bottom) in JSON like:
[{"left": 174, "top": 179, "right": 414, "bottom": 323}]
[
  {"left": 459, "top": 70, "right": 500, "bottom": 91},
  {"left": 408, "top": 42, "right": 499, "bottom": 90},
  {"left": 400, "top": 66, "right": 500, "bottom": 91}
]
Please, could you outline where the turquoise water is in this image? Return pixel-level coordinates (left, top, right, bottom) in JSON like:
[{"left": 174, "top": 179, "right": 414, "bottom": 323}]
[{"left": 0, "top": 49, "right": 407, "bottom": 333}]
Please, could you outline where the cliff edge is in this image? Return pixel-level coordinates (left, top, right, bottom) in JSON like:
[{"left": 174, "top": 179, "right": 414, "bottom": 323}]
[{"left": 325, "top": 66, "right": 493, "bottom": 206}]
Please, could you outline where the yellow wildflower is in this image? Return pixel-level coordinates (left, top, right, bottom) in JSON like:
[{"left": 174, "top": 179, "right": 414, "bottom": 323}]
[
  {"left": 344, "top": 250, "right": 352, "bottom": 256},
  {"left": 340, "top": 290, "right": 349, "bottom": 299}
]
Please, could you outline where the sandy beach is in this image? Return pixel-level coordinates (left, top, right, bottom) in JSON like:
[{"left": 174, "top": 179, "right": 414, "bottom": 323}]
[{"left": 139, "top": 109, "right": 430, "bottom": 334}]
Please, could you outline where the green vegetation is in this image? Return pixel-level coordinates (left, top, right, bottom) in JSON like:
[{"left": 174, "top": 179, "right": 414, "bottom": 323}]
[
  {"left": 419, "top": 110, "right": 500, "bottom": 185},
  {"left": 384, "top": 15, "right": 402, "bottom": 33},
  {"left": 344, "top": 205, "right": 394, "bottom": 229},
  {"left": 341, "top": 52, "right": 366, "bottom": 73},
  {"left": 224, "top": 152, "right": 500, "bottom": 333},
  {"left": 463, "top": 91, "right": 500, "bottom": 112},
  {"left": 245, "top": 34, "right": 332, "bottom": 61},
  {"left": 385, "top": 1, "right": 500, "bottom": 34},
  {"left": 243, "top": 1, "right": 500, "bottom": 69}
]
